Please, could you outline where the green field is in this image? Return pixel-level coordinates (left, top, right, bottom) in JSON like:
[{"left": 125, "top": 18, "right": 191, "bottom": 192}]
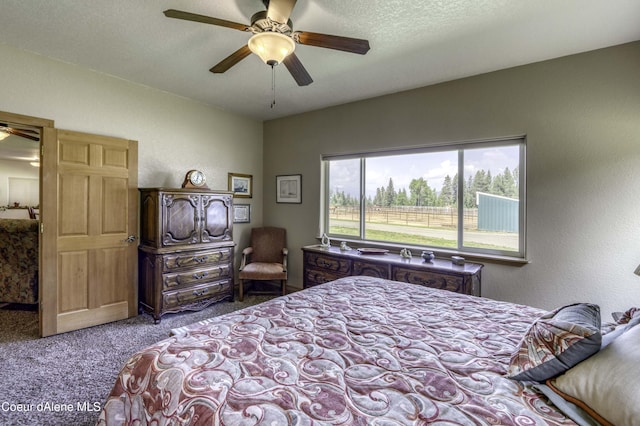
[{"left": 329, "top": 225, "right": 513, "bottom": 251}]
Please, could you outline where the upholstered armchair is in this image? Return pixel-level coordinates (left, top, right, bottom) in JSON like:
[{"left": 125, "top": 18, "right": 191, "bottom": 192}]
[
  {"left": 0, "top": 219, "right": 39, "bottom": 304},
  {"left": 238, "top": 227, "right": 287, "bottom": 301}
]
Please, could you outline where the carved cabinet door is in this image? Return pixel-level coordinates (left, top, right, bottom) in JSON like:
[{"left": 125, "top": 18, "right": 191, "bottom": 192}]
[
  {"left": 201, "top": 194, "right": 233, "bottom": 243},
  {"left": 161, "top": 193, "right": 199, "bottom": 246}
]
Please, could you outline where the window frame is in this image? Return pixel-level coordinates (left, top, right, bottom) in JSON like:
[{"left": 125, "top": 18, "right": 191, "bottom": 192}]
[{"left": 321, "top": 137, "right": 527, "bottom": 260}]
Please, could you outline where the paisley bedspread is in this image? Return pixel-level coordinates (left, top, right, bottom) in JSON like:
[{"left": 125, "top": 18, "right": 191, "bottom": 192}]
[{"left": 98, "top": 276, "right": 576, "bottom": 425}]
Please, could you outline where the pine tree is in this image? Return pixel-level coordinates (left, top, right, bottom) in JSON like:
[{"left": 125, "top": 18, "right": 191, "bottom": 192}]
[
  {"left": 452, "top": 173, "right": 459, "bottom": 205},
  {"left": 473, "top": 170, "right": 491, "bottom": 194},
  {"left": 383, "top": 178, "right": 396, "bottom": 207},
  {"left": 373, "top": 187, "right": 384, "bottom": 206},
  {"left": 439, "top": 175, "right": 455, "bottom": 206},
  {"left": 396, "top": 188, "right": 409, "bottom": 206},
  {"left": 464, "top": 175, "right": 476, "bottom": 207},
  {"left": 502, "top": 167, "right": 517, "bottom": 197}
]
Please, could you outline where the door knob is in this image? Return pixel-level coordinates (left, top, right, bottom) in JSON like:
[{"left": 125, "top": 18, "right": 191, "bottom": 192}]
[{"left": 124, "top": 235, "right": 137, "bottom": 243}]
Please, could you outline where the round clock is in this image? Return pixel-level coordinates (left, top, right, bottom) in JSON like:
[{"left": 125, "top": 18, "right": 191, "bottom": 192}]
[{"left": 182, "top": 170, "right": 208, "bottom": 188}]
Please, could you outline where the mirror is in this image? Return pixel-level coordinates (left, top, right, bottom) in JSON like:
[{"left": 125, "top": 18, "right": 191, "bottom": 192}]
[{"left": 0, "top": 122, "right": 40, "bottom": 219}]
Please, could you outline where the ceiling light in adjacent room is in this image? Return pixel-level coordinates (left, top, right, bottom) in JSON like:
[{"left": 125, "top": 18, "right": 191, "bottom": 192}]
[
  {"left": 0, "top": 131, "right": 9, "bottom": 141},
  {"left": 248, "top": 32, "right": 295, "bottom": 66},
  {"left": 30, "top": 161, "right": 40, "bottom": 167}
]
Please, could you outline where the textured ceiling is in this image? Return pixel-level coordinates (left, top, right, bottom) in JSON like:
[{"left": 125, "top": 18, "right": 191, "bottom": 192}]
[{"left": 1, "top": 0, "right": 639, "bottom": 121}]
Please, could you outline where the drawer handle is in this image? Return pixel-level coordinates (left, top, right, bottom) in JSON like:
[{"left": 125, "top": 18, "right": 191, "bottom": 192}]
[
  {"left": 192, "top": 256, "right": 207, "bottom": 263},
  {"left": 318, "top": 260, "right": 331, "bottom": 268},
  {"left": 193, "top": 271, "right": 209, "bottom": 280},
  {"left": 192, "top": 289, "right": 207, "bottom": 297}
]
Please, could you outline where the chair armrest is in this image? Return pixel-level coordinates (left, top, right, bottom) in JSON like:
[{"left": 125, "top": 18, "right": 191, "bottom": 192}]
[
  {"left": 239, "top": 247, "right": 253, "bottom": 271},
  {"left": 282, "top": 247, "right": 288, "bottom": 272}
]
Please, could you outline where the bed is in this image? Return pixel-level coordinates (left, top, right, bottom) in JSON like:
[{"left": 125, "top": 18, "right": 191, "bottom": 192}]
[{"left": 98, "top": 276, "right": 639, "bottom": 425}]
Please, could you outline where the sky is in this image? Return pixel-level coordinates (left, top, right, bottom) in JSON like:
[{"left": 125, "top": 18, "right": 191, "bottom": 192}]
[{"left": 329, "top": 144, "right": 520, "bottom": 198}]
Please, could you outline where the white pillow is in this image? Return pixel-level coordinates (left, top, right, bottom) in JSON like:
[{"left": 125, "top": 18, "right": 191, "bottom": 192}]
[{"left": 547, "top": 322, "right": 640, "bottom": 426}]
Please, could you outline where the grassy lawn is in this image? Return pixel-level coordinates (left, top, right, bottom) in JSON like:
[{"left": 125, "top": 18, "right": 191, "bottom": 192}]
[
  {"left": 329, "top": 226, "right": 513, "bottom": 251},
  {"left": 330, "top": 226, "right": 457, "bottom": 248}
]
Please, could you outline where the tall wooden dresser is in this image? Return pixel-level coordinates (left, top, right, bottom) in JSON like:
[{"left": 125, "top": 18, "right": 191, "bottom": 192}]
[{"left": 138, "top": 188, "right": 234, "bottom": 323}]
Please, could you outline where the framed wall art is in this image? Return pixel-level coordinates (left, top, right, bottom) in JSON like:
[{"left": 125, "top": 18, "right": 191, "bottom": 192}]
[
  {"left": 228, "top": 173, "right": 252, "bottom": 198},
  {"left": 233, "top": 204, "right": 251, "bottom": 223},
  {"left": 276, "top": 174, "right": 302, "bottom": 204}
]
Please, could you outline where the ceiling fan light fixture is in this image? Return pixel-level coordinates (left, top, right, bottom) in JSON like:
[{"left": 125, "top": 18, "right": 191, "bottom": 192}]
[
  {"left": 248, "top": 32, "right": 295, "bottom": 66},
  {"left": 0, "top": 130, "right": 9, "bottom": 141}
]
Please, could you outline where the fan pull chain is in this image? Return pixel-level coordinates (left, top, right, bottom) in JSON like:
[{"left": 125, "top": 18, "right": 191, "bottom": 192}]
[{"left": 270, "top": 64, "right": 276, "bottom": 109}]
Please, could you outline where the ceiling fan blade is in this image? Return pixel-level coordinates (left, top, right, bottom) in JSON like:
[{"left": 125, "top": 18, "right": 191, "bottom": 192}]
[
  {"left": 0, "top": 127, "right": 40, "bottom": 141},
  {"left": 265, "top": 0, "right": 297, "bottom": 24},
  {"left": 164, "top": 9, "right": 251, "bottom": 32},
  {"left": 0, "top": 123, "right": 38, "bottom": 134},
  {"left": 294, "top": 31, "right": 370, "bottom": 55},
  {"left": 283, "top": 53, "right": 313, "bottom": 86},
  {"left": 210, "top": 45, "right": 252, "bottom": 73}
]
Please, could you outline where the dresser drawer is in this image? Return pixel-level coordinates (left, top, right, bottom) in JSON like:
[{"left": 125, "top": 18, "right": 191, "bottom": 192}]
[
  {"left": 392, "top": 266, "right": 467, "bottom": 294},
  {"left": 304, "top": 268, "right": 348, "bottom": 287},
  {"left": 163, "top": 264, "right": 231, "bottom": 290},
  {"left": 162, "top": 248, "right": 231, "bottom": 272},
  {"left": 304, "top": 252, "right": 351, "bottom": 274},
  {"left": 353, "top": 260, "right": 388, "bottom": 278},
  {"left": 163, "top": 279, "right": 232, "bottom": 310}
]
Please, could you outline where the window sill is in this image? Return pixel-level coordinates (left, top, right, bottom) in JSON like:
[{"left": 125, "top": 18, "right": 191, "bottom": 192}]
[{"left": 318, "top": 236, "right": 530, "bottom": 266}]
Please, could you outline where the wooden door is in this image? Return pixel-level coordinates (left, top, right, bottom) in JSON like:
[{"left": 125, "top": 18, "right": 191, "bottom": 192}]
[{"left": 40, "top": 129, "right": 138, "bottom": 336}]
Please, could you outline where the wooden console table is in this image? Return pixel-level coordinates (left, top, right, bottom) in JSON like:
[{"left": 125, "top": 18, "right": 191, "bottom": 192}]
[{"left": 302, "top": 245, "right": 483, "bottom": 296}]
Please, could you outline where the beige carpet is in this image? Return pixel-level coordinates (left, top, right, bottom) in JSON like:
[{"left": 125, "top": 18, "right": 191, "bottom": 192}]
[{"left": 0, "top": 294, "right": 275, "bottom": 425}]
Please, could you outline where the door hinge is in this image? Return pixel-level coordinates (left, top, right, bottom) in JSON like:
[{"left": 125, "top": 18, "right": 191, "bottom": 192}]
[
  {"left": 40, "top": 222, "right": 44, "bottom": 234},
  {"left": 41, "top": 145, "right": 44, "bottom": 157}
]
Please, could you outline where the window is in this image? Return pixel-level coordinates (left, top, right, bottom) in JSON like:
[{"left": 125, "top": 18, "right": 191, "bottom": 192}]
[
  {"left": 323, "top": 138, "right": 525, "bottom": 258},
  {"left": 8, "top": 177, "right": 39, "bottom": 207}
]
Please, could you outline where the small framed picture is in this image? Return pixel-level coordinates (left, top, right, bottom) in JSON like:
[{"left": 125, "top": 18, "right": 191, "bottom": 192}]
[
  {"left": 228, "top": 173, "right": 252, "bottom": 198},
  {"left": 233, "top": 204, "right": 251, "bottom": 223},
  {"left": 276, "top": 174, "right": 302, "bottom": 204}
]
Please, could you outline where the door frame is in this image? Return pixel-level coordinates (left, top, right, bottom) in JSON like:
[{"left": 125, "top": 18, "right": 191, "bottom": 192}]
[{"left": 0, "top": 110, "right": 54, "bottom": 336}]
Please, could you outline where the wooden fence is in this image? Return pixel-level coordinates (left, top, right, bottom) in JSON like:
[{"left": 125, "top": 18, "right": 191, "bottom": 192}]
[{"left": 329, "top": 206, "right": 478, "bottom": 229}]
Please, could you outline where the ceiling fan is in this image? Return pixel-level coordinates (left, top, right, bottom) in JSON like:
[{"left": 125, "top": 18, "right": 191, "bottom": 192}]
[
  {"left": 164, "top": 0, "right": 370, "bottom": 86},
  {"left": 0, "top": 122, "right": 40, "bottom": 142}
]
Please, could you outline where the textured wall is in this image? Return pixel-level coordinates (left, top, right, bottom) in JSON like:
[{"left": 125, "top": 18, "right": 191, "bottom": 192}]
[
  {"left": 0, "top": 42, "right": 264, "bottom": 266},
  {"left": 263, "top": 41, "right": 640, "bottom": 318}
]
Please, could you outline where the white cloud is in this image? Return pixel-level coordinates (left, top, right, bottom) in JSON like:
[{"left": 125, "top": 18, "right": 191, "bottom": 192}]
[{"left": 332, "top": 146, "right": 519, "bottom": 198}]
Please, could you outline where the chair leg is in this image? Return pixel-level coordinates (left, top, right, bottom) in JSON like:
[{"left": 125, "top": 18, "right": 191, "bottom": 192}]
[
  {"left": 281, "top": 280, "right": 286, "bottom": 296},
  {"left": 239, "top": 280, "right": 244, "bottom": 302}
]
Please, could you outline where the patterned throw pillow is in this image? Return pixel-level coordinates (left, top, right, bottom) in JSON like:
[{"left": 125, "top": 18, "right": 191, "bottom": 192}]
[{"left": 508, "top": 303, "right": 601, "bottom": 382}]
